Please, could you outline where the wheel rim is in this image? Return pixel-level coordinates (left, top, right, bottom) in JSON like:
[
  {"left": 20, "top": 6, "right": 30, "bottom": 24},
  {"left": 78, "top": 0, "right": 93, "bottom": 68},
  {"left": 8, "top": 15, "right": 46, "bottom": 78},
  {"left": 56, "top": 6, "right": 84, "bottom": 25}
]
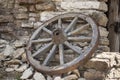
[{"left": 26, "top": 12, "right": 99, "bottom": 75}]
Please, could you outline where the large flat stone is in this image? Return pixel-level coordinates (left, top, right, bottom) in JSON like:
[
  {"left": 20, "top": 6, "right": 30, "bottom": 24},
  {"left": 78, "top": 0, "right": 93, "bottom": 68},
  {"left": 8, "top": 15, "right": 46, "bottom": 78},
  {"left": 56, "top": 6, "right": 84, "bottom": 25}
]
[
  {"left": 84, "top": 69, "right": 105, "bottom": 80},
  {"left": 40, "top": 11, "right": 108, "bottom": 26},
  {"left": 92, "top": 13, "right": 108, "bottom": 26},
  {"left": 84, "top": 58, "right": 110, "bottom": 71},
  {"left": 40, "top": 10, "right": 108, "bottom": 26},
  {"left": 33, "top": 72, "right": 46, "bottom": 80},
  {"left": 61, "top": 1, "right": 108, "bottom": 12},
  {"left": 40, "top": 11, "right": 66, "bottom": 21},
  {"left": 106, "top": 68, "right": 120, "bottom": 79},
  {"left": 20, "top": 67, "right": 33, "bottom": 79},
  {"left": 95, "top": 52, "right": 119, "bottom": 67}
]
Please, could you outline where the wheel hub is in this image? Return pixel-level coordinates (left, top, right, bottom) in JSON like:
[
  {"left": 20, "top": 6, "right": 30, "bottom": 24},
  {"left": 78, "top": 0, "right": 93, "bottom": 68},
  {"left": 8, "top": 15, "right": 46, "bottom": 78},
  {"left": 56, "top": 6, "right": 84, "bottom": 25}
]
[{"left": 52, "top": 28, "right": 67, "bottom": 44}]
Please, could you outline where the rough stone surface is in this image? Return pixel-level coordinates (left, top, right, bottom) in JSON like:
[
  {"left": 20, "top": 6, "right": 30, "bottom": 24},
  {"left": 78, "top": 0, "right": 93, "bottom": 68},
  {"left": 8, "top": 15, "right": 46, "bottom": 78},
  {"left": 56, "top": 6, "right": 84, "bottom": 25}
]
[
  {"left": 15, "top": 64, "right": 28, "bottom": 72},
  {"left": 0, "top": 15, "right": 14, "bottom": 22},
  {"left": 40, "top": 11, "right": 108, "bottom": 27},
  {"left": 0, "top": 39, "right": 8, "bottom": 52},
  {"left": 13, "top": 48, "right": 25, "bottom": 59},
  {"left": 78, "top": 78, "right": 86, "bottom": 80},
  {"left": 63, "top": 0, "right": 108, "bottom": 2},
  {"left": 5, "top": 68, "right": 14, "bottom": 72},
  {"left": 47, "top": 75, "right": 53, "bottom": 80},
  {"left": 15, "top": 13, "right": 29, "bottom": 20},
  {"left": 84, "top": 58, "right": 109, "bottom": 71},
  {"left": 61, "top": 1, "right": 108, "bottom": 12},
  {"left": 13, "top": 40, "right": 25, "bottom": 48},
  {"left": 21, "top": 53, "right": 27, "bottom": 62},
  {"left": 99, "top": 26, "right": 109, "bottom": 37},
  {"left": 34, "top": 22, "right": 42, "bottom": 29},
  {"left": 18, "top": 0, "right": 36, "bottom": 4},
  {"left": 0, "top": 53, "right": 5, "bottom": 61},
  {"left": 106, "top": 68, "right": 120, "bottom": 79},
  {"left": 36, "top": 2, "right": 56, "bottom": 11},
  {"left": 40, "top": 11, "right": 62, "bottom": 21},
  {"left": 29, "top": 5, "right": 36, "bottom": 12},
  {"left": 54, "top": 76, "right": 63, "bottom": 80},
  {"left": 5, "top": 59, "right": 22, "bottom": 65},
  {"left": 99, "top": 37, "right": 109, "bottom": 46},
  {"left": 20, "top": 67, "right": 33, "bottom": 79},
  {"left": 21, "top": 22, "right": 34, "bottom": 28},
  {"left": 33, "top": 72, "right": 46, "bottom": 80},
  {"left": 62, "top": 74, "right": 78, "bottom": 80},
  {"left": 98, "top": 0, "right": 108, "bottom": 2},
  {"left": 84, "top": 69, "right": 105, "bottom": 80},
  {"left": 97, "top": 46, "right": 110, "bottom": 52},
  {"left": 3, "top": 45, "right": 14, "bottom": 56},
  {"left": 92, "top": 13, "right": 108, "bottom": 26},
  {"left": 95, "top": 52, "right": 120, "bottom": 67}
]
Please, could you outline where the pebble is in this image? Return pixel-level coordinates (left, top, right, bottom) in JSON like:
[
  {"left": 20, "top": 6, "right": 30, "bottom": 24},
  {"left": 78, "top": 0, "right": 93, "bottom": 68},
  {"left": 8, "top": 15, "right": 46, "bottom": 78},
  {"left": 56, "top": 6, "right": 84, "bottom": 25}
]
[
  {"left": 20, "top": 67, "right": 33, "bottom": 79},
  {"left": 33, "top": 72, "right": 46, "bottom": 80}
]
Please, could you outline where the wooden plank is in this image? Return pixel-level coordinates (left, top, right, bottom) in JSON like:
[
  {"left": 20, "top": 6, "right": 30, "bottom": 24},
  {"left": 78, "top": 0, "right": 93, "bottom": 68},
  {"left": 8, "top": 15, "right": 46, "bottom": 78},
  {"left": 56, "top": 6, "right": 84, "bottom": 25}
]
[{"left": 108, "top": 0, "right": 120, "bottom": 52}]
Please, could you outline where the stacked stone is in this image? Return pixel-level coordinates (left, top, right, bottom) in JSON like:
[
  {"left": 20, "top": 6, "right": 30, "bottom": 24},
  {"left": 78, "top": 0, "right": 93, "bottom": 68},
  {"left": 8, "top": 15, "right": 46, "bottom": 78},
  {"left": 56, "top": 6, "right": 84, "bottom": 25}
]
[
  {"left": 0, "top": 0, "right": 120, "bottom": 80},
  {"left": 43, "top": 0, "right": 110, "bottom": 80}
]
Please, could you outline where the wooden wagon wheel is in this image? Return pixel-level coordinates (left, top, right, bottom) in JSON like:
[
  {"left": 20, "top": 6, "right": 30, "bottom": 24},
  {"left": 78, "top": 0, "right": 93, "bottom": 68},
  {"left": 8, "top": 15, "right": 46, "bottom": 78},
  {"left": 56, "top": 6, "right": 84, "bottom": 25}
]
[{"left": 26, "top": 13, "right": 99, "bottom": 75}]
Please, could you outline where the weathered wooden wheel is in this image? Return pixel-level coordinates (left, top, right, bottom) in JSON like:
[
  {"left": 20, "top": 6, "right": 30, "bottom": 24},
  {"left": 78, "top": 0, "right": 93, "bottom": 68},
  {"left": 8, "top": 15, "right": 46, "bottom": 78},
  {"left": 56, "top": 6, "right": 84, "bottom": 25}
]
[{"left": 26, "top": 13, "right": 99, "bottom": 75}]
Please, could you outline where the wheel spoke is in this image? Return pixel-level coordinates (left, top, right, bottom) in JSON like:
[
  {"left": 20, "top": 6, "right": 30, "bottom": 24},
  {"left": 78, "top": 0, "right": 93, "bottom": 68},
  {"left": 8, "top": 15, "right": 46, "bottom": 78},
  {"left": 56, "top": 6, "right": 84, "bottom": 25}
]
[
  {"left": 58, "top": 18, "right": 62, "bottom": 29},
  {"left": 42, "top": 45, "right": 57, "bottom": 66},
  {"left": 32, "top": 42, "right": 53, "bottom": 58},
  {"left": 30, "top": 27, "right": 43, "bottom": 40},
  {"left": 31, "top": 38, "right": 52, "bottom": 43},
  {"left": 42, "top": 27, "right": 52, "bottom": 35},
  {"left": 68, "top": 36, "right": 92, "bottom": 42},
  {"left": 67, "top": 23, "right": 90, "bottom": 36},
  {"left": 65, "top": 17, "right": 78, "bottom": 33},
  {"left": 59, "top": 44, "right": 64, "bottom": 65},
  {"left": 64, "top": 41, "right": 82, "bottom": 54}
]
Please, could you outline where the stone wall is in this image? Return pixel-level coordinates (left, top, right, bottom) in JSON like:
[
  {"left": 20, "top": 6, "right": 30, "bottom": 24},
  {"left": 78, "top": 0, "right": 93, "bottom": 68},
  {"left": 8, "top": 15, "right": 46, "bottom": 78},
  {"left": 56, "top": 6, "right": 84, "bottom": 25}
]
[{"left": 0, "top": 0, "right": 120, "bottom": 80}]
